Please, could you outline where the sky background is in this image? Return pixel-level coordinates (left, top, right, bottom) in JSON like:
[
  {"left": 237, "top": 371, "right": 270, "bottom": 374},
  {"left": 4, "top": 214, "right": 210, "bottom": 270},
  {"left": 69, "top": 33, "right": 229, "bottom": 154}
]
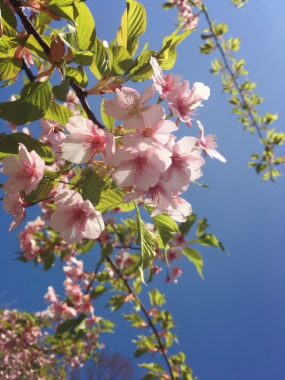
[{"left": 1, "top": 1, "right": 285, "bottom": 379}]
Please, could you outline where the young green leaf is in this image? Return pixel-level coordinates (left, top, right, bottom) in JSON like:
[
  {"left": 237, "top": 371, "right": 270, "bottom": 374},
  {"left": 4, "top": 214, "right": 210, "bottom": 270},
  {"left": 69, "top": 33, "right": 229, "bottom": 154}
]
[
  {"left": 117, "top": 0, "right": 147, "bottom": 57},
  {"left": 182, "top": 248, "right": 204, "bottom": 279},
  {"left": 0, "top": 82, "right": 52, "bottom": 125},
  {"left": 0, "top": 133, "right": 54, "bottom": 163}
]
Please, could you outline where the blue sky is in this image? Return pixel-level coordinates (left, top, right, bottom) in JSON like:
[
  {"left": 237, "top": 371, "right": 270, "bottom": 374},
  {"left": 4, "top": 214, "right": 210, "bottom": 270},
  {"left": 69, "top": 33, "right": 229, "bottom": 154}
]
[{"left": 1, "top": 1, "right": 285, "bottom": 379}]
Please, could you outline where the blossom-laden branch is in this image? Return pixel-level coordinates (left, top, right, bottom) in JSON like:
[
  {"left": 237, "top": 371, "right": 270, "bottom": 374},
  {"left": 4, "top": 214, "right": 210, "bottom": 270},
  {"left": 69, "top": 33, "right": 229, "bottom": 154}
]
[{"left": 8, "top": 0, "right": 105, "bottom": 129}]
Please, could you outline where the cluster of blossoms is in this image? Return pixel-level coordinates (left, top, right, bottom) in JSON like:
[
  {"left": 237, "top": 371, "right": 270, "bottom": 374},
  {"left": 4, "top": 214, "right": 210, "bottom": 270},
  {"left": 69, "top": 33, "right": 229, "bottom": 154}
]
[
  {"left": 170, "top": 0, "right": 202, "bottom": 30},
  {"left": 0, "top": 310, "right": 55, "bottom": 380},
  {"left": 44, "top": 257, "right": 100, "bottom": 326},
  {"left": 2, "top": 58, "right": 225, "bottom": 246}
]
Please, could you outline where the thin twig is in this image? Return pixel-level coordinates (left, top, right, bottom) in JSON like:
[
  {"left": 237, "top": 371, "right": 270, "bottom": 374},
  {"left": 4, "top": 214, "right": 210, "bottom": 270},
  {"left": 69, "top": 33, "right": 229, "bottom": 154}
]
[
  {"left": 201, "top": 5, "right": 263, "bottom": 139},
  {"left": 9, "top": 0, "right": 105, "bottom": 129},
  {"left": 106, "top": 256, "right": 175, "bottom": 380}
]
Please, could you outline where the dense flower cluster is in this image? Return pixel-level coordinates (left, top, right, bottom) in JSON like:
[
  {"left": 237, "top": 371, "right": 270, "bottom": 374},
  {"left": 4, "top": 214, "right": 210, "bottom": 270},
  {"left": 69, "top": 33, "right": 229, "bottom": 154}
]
[
  {"left": 1, "top": 58, "right": 224, "bottom": 245},
  {"left": 170, "top": 0, "right": 202, "bottom": 30},
  {"left": 0, "top": 310, "right": 55, "bottom": 380},
  {"left": 44, "top": 257, "right": 100, "bottom": 326}
]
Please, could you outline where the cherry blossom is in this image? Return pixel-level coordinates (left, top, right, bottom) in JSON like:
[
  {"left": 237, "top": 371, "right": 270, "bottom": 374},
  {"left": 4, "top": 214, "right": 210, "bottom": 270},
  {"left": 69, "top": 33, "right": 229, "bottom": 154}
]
[
  {"left": 123, "top": 119, "right": 178, "bottom": 147},
  {"left": 150, "top": 57, "right": 181, "bottom": 99},
  {"left": 3, "top": 193, "right": 26, "bottom": 231},
  {"left": 62, "top": 116, "right": 115, "bottom": 164},
  {"left": 2, "top": 143, "right": 45, "bottom": 195},
  {"left": 104, "top": 86, "right": 164, "bottom": 129},
  {"left": 168, "top": 80, "right": 210, "bottom": 125},
  {"left": 197, "top": 120, "right": 227, "bottom": 162},
  {"left": 50, "top": 189, "right": 105, "bottom": 244},
  {"left": 113, "top": 142, "right": 172, "bottom": 191},
  {"left": 161, "top": 136, "right": 205, "bottom": 192}
]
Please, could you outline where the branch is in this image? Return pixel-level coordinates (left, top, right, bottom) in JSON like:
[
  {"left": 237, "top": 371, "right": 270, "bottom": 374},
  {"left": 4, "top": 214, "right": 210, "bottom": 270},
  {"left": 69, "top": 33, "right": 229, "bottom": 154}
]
[
  {"left": 106, "top": 256, "right": 176, "bottom": 380},
  {"left": 201, "top": 4, "right": 263, "bottom": 139},
  {"left": 9, "top": 0, "right": 105, "bottom": 129},
  {"left": 22, "top": 59, "right": 36, "bottom": 81}
]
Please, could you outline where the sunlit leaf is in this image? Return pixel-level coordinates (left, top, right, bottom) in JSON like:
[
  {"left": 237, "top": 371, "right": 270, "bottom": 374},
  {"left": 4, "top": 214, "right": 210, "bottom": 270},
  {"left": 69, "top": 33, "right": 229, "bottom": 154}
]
[
  {"left": 117, "top": 0, "right": 147, "bottom": 57},
  {"left": 0, "top": 81, "right": 52, "bottom": 125},
  {"left": 182, "top": 248, "right": 204, "bottom": 279},
  {"left": 0, "top": 133, "right": 54, "bottom": 163}
]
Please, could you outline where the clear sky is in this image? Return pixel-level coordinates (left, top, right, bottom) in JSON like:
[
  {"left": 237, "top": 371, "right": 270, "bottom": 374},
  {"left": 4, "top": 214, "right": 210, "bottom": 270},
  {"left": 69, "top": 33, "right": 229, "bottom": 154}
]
[{"left": 0, "top": 1, "right": 285, "bottom": 379}]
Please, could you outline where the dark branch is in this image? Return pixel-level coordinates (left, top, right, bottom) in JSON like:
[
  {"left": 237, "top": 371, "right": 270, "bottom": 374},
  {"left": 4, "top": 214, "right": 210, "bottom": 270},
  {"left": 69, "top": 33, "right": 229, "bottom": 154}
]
[
  {"left": 22, "top": 59, "right": 36, "bottom": 81},
  {"left": 9, "top": 0, "right": 105, "bottom": 129},
  {"left": 106, "top": 256, "right": 175, "bottom": 380}
]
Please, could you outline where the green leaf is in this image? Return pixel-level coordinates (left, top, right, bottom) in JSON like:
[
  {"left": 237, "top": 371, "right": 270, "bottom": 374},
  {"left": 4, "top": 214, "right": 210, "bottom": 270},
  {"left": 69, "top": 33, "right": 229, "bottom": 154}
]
[
  {"left": 0, "top": 82, "right": 52, "bottom": 125},
  {"left": 110, "top": 45, "right": 133, "bottom": 75},
  {"left": 117, "top": 0, "right": 147, "bottom": 57},
  {"left": 0, "top": 1, "right": 17, "bottom": 37},
  {"left": 24, "top": 178, "right": 54, "bottom": 204},
  {"left": 101, "top": 99, "right": 115, "bottom": 131},
  {"left": 90, "top": 285, "right": 109, "bottom": 300},
  {"left": 75, "top": 2, "right": 96, "bottom": 50},
  {"left": 90, "top": 39, "right": 111, "bottom": 79},
  {"left": 73, "top": 50, "right": 94, "bottom": 66},
  {"left": 0, "top": 59, "right": 21, "bottom": 83},
  {"left": 196, "top": 218, "right": 209, "bottom": 238},
  {"left": 96, "top": 187, "right": 135, "bottom": 214},
  {"left": 48, "top": 2, "right": 78, "bottom": 21},
  {"left": 179, "top": 214, "right": 197, "bottom": 235},
  {"left": 77, "top": 239, "right": 95, "bottom": 255},
  {"left": 66, "top": 66, "right": 88, "bottom": 87},
  {"left": 0, "top": 133, "right": 54, "bottom": 163},
  {"left": 135, "top": 204, "right": 157, "bottom": 284},
  {"left": 56, "top": 314, "right": 86, "bottom": 334},
  {"left": 196, "top": 234, "right": 225, "bottom": 251},
  {"left": 158, "top": 28, "right": 192, "bottom": 70},
  {"left": 129, "top": 49, "right": 155, "bottom": 81},
  {"left": 153, "top": 214, "right": 179, "bottom": 248},
  {"left": 182, "top": 248, "right": 204, "bottom": 279},
  {"left": 43, "top": 252, "right": 56, "bottom": 271},
  {"left": 52, "top": 78, "right": 70, "bottom": 102},
  {"left": 82, "top": 170, "right": 106, "bottom": 207},
  {"left": 25, "top": 35, "right": 50, "bottom": 60},
  {"left": 139, "top": 362, "right": 164, "bottom": 373},
  {"left": 45, "top": 101, "right": 73, "bottom": 125},
  {"left": 149, "top": 289, "right": 166, "bottom": 307}
]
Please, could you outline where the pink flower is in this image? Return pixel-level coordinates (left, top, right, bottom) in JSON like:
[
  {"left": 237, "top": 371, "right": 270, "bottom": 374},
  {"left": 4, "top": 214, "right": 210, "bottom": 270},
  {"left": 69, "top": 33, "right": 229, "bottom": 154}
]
[
  {"left": 161, "top": 136, "right": 204, "bottom": 192},
  {"left": 113, "top": 142, "right": 172, "bottom": 191},
  {"left": 125, "top": 180, "right": 173, "bottom": 214},
  {"left": 168, "top": 81, "right": 210, "bottom": 125},
  {"left": 20, "top": 217, "right": 45, "bottom": 261},
  {"left": 104, "top": 86, "right": 165, "bottom": 129},
  {"left": 41, "top": 119, "right": 66, "bottom": 157},
  {"left": 123, "top": 119, "right": 178, "bottom": 147},
  {"left": 2, "top": 143, "right": 45, "bottom": 195},
  {"left": 197, "top": 121, "right": 226, "bottom": 163},
  {"left": 150, "top": 57, "right": 181, "bottom": 99},
  {"left": 3, "top": 193, "right": 26, "bottom": 231},
  {"left": 62, "top": 116, "right": 115, "bottom": 164},
  {"left": 164, "top": 196, "right": 192, "bottom": 223},
  {"left": 63, "top": 258, "right": 85, "bottom": 282},
  {"left": 44, "top": 286, "right": 58, "bottom": 304},
  {"left": 50, "top": 189, "right": 104, "bottom": 244}
]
